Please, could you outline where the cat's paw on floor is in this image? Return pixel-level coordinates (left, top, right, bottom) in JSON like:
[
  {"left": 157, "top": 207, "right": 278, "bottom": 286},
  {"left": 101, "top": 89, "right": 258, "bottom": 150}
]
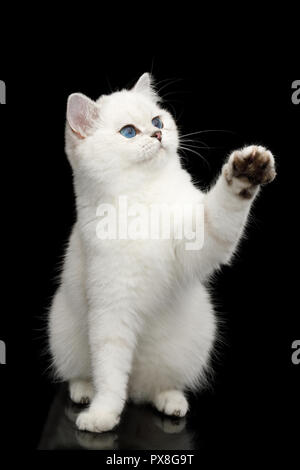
[
  {"left": 69, "top": 379, "right": 95, "bottom": 405},
  {"left": 76, "top": 407, "right": 120, "bottom": 433},
  {"left": 153, "top": 390, "right": 189, "bottom": 418}
]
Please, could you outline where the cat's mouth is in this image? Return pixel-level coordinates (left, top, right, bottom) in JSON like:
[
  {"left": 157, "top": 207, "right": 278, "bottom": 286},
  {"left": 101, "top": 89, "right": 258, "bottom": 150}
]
[{"left": 140, "top": 140, "right": 164, "bottom": 161}]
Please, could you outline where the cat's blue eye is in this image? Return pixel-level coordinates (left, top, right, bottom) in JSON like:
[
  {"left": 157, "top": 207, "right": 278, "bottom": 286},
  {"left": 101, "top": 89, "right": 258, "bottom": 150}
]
[
  {"left": 152, "top": 116, "right": 163, "bottom": 129},
  {"left": 120, "top": 125, "right": 136, "bottom": 138}
]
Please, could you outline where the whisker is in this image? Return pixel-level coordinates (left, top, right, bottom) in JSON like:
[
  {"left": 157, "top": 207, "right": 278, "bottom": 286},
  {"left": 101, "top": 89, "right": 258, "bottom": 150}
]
[
  {"left": 105, "top": 75, "right": 113, "bottom": 93},
  {"left": 161, "top": 90, "right": 189, "bottom": 100},
  {"left": 180, "top": 129, "right": 236, "bottom": 139},
  {"left": 179, "top": 146, "right": 210, "bottom": 168},
  {"left": 181, "top": 144, "right": 221, "bottom": 150},
  {"left": 180, "top": 140, "right": 222, "bottom": 150},
  {"left": 150, "top": 57, "right": 155, "bottom": 75},
  {"left": 165, "top": 101, "right": 178, "bottom": 120},
  {"left": 180, "top": 138, "right": 209, "bottom": 147},
  {"left": 180, "top": 143, "right": 209, "bottom": 150},
  {"left": 157, "top": 78, "right": 184, "bottom": 94},
  {"left": 155, "top": 77, "right": 177, "bottom": 87}
]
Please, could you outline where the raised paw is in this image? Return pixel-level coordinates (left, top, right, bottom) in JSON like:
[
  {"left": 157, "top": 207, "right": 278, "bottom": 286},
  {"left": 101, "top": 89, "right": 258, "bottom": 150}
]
[
  {"left": 153, "top": 390, "right": 189, "bottom": 418},
  {"left": 76, "top": 407, "right": 120, "bottom": 433},
  {"left": 224, "top": 145, "right": 276, "bottom": 198},
  {"left": 69, "top": 379, "right": 95, "bottom": 405}
]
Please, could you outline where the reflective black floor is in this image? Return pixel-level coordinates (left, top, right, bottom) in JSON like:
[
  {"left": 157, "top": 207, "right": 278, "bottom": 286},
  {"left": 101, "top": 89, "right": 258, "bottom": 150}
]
[
  {"left": 38, "top": 385, "right": 198, "bottom": 450},
  {"left": 37, "top": 380, "right": 295, "bottom": 454},
  {"left": 37, "top": 382, "right": 297, "bottom": 459}
]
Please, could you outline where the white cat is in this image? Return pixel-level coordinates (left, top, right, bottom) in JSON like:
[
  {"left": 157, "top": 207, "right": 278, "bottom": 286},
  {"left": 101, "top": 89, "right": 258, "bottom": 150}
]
[{"left": 48, "top": 73, "right": 276, "bottom": 433}]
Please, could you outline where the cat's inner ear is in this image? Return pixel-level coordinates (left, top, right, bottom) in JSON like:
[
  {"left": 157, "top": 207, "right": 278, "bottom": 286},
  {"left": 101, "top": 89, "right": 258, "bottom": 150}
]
[
  {"left": 133, "top": 73, "right": 157, "bottom": 100},
  {"left": 67, "top": 93, "right": 99, "bottom": 138}
]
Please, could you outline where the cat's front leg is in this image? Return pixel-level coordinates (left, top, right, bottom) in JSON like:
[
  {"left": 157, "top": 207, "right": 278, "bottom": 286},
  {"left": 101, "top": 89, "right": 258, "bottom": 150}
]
[
  {"left": 76, "top": 281, "right": 140, "bottom": 433},
  {"left": 199, "top": 145, "right": 276, "bottom": 279}
]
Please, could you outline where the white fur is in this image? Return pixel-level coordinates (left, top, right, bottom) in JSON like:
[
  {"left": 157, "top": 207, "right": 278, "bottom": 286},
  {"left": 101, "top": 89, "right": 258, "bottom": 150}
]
[{"left": 48, "top": 73, "right": 275, "bottom": 433}]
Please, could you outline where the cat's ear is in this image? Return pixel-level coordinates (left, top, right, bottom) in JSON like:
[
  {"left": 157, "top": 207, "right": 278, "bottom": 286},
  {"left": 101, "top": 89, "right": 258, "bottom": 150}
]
[
  {"left": 133, "top": 73, "right": 157, "bottom": 101},
  {"left": 67, "top": 93, "right": 100, "bottom": 139}
]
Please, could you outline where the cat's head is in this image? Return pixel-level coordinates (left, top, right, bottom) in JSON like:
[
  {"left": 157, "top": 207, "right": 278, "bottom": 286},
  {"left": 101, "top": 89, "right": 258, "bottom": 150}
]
[{"left": 65, "top": 73, "right": 179, "bottom": 186}]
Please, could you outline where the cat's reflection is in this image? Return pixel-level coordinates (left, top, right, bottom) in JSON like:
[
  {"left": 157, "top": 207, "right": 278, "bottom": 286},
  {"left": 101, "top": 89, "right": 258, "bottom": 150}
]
[{"left": 38, "top": 386, "right": 196, "bottom": 450}]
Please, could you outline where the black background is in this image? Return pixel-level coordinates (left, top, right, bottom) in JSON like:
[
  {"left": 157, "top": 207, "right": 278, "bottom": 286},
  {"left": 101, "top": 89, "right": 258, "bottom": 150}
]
[{"left": 0, "top": 54, "right": 299, "bottom": 458}]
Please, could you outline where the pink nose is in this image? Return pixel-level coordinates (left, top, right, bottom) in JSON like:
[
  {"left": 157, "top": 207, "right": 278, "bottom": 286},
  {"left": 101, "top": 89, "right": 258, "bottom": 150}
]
[{"left": 152, "top": 130, "right": 162, "bottom": 142}]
